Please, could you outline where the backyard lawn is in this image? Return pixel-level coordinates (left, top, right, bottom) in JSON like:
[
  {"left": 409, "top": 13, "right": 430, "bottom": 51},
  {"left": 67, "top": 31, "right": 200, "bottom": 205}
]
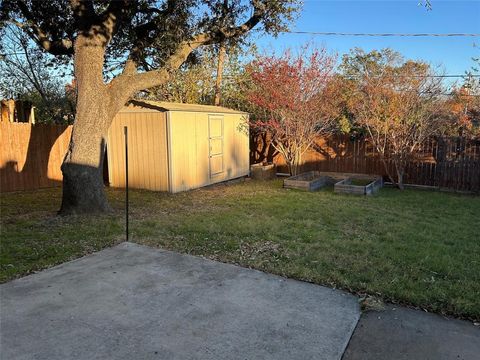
[{"left": 1, "top": 180, "right": 479, "bottom": 320}]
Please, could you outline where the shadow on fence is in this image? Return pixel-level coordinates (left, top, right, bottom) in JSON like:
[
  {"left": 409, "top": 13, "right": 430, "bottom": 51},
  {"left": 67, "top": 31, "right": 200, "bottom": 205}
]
[{"left": 0, "top": 123, "right": 72, "bottom": 192}]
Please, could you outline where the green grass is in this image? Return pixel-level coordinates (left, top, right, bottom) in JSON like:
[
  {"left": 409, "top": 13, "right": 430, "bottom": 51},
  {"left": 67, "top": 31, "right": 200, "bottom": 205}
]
[{"left": 1, "top": 180, "right": 479, "bottom": 320}]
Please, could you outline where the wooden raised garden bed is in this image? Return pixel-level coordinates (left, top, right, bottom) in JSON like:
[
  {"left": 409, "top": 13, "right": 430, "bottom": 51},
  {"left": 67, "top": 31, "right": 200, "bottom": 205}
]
[
  {"left": 250, "top": 163, "right": 276, "bottom": 180},
  {"left": 283, "top": 171, "right": 332, "bottom": 191},
  {"left": 334, "top": 176, "right": 383, "bottom": 195},
  {"left": 283, "top": 171, "right": 383, "bottom": 194}
]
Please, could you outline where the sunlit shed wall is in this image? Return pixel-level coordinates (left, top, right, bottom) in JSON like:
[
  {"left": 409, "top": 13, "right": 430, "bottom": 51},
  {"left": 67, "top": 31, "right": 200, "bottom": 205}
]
[{"left": 107, "top": 100, "right": 249, "bottom": 193}]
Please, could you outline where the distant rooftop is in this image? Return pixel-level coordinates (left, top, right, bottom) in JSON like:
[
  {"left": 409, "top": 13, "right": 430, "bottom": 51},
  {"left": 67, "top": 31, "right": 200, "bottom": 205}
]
[{"left": 121, "top": 100, "right": 248, "bottom": 115}]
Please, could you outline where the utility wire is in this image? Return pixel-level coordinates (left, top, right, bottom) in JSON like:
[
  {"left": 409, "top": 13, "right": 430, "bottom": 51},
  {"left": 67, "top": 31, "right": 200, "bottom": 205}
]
[
  {"left": 344, "top": 75, "right": 480, "bottom": 79},
  {"left": 283, "top": 31, "right": 480, "bottom": 37},
  {"left": 222, "top": 74, "right": 480, "bottom": 79},
  {"left": 426, "top": 75, "right": 480, "bottom": 78}
]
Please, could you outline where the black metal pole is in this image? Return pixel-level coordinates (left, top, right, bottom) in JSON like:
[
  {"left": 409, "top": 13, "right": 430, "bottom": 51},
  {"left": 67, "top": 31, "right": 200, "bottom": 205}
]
[{"left": 124, "top": 126, "right": 129, "bottom": 242}]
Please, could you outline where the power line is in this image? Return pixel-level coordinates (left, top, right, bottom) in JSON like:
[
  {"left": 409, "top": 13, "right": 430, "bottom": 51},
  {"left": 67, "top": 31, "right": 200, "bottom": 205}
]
[
  {"left": 429, "top": 75, "right": 480, "bottom": 78},
  {"left": 342, "top": 75, "right": 480, "bottom": 79},
  {"left": 440, "top": 93, "right": 480, "bottom": 97},
  {"left": 224, "top": 74, "right": 480, "bottom": 79},
  {"left": 4, "top": 54, "right": 475, "bottom": 80},
  {"left": 283, "top": 31, "right": 480, "bottom": 37},
  {"left": 0, "top": 52, "right": 26, "bottom": 56}
]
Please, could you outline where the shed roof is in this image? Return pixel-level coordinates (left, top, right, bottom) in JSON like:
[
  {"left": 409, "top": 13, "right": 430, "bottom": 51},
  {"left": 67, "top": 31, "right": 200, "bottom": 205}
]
[{"left": 120, "top": 100, "right": 248, "bottom": 115}]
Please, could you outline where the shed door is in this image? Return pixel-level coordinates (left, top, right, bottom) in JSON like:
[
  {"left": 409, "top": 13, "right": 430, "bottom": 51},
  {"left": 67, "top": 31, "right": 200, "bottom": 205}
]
[{"left": 209, "top": 115, "right": 224, "bottom": 177}]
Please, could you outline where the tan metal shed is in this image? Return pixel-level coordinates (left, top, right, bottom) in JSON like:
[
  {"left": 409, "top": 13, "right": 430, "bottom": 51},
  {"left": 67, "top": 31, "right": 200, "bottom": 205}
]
[{"left": 106, "top": 100, "right": 249, "bottom": 193}]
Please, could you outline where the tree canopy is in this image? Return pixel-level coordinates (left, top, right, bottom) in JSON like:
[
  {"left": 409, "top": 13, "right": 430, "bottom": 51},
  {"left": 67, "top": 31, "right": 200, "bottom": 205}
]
[
  {"left": 247, "top": 47, "right": 338, "bottom": 175},
  {"left": 0, "top": 25, "right": 75, "bottom": 123},
  {"left": 0, "top": 1, "right": 300, "bottom": 76},
  {"left": 338, "top": 48, "right": 445, "bottom": 188}
]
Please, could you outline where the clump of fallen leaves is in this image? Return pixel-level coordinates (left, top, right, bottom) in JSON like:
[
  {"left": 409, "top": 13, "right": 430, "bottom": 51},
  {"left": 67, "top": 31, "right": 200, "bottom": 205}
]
[
  {"left": 360, "top": 295, "right": 386, "bottom": 312},
  {"left": 238, "top": 241, "right": 281, "bottom": 261}
]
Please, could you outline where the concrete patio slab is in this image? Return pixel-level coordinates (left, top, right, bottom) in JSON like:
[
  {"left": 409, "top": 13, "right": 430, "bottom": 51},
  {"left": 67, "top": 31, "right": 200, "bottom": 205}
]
[
  {"left": 0, "top": 242, "right": 360, "bottom": 360},
  {"left": 342, "top": 305, "right": 480, "bottom": 360}
]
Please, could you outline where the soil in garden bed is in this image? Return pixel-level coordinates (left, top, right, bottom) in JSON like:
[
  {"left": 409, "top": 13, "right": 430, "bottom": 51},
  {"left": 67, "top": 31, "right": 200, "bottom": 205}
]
[
  {"left": 349, "top": 178, "right": 374, "bottom": 186},
  {"left": 292, "top": 172, "right": 320, "bottom": 181}
]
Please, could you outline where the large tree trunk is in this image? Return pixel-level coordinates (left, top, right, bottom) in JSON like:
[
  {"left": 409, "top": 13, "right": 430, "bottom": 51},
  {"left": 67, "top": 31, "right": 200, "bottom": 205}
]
[
  {"left": 56, "top": 32, "right": 213, "bottom": 215},
  {"left": 214, "top": 43, "right": 226, "bottom": 106},
  {"left": 287, "top": 153, "right": 302, "bottom": 176},
  {"left": 395, "top": 164, "right": 405, "bottom": 190},
  {"left": 379, "top": 154, "right": 400, "bottom": 189},
  {"left": 59, "top": 36, "right": 114, "bottom": 215}
]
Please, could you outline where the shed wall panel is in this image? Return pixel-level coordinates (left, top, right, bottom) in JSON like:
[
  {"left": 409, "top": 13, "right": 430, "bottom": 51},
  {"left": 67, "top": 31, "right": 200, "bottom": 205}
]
[
  {"left": 169, "top": 111, "right": 199, "bottom": 192},
  {"left": 175, "top": 112, "right": 249, "bottom": 191},
  {"left": 223, "top": 114, "right": 234, "bottom": 181},
  {"left": 107, "top": 111, "right": 168, "bottom": 191},
  {"left": 195, "top": 113, "right": 210, "bottom": 188}
]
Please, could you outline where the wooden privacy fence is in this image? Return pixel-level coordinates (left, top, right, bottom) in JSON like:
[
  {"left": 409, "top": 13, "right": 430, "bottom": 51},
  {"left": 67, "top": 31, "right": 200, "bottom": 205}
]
[
  {"left": 251, "top": 133, "right": 480, "bottom": 193},
  {"left": 1, "top": 122, "right": 479, "bottom": 193},
  {"left": 0, "top": 122, "right": 72, "bottom": 192}
]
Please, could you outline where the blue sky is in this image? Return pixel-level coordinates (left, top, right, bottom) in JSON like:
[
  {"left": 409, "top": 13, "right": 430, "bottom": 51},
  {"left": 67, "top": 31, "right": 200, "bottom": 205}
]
[{"left": 254, "top": 0, "right": 480, "bottom": 79}]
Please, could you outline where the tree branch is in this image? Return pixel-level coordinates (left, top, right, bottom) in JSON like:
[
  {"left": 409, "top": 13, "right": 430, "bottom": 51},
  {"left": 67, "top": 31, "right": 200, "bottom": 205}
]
[
  {"left": 9, "top": 1, "right": 74, "bottom": 55},
  {"left": 70, "top": 0, "right": 95, "bottom": 24},
  {"left": 207, "top": 0, "right": 265, "bottom": 43},
  {"left": 109, "top": 34, "right": 209, "bottom": 99},
  {"left": 98, "top": 0, "right": 129, "bottom": 37},
  {"left": 17, "top": 22, "right": 74, "bottom": 55}
]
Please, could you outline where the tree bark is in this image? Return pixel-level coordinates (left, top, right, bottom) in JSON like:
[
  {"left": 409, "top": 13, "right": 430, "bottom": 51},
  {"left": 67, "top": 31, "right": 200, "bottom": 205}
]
[
  {"left": 379, "top": 154, "right": 398, "bottom": 189},
  {"left": 214, "top": 43, "right": 226, "bottom": 106},
  {"left": 287, "top": 161, "right": 295, "bottom": 176},
  {"left": 59, "top": 36, "right": 112, "bottom": 215},
  {"left": 396, "top": 166, "right": 405, "bottom": 190}
]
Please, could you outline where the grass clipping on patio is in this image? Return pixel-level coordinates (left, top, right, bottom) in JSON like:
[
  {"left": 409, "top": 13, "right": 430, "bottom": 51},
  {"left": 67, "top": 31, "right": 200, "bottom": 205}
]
[{"left": 1, "top": 180, "right": 479, "bottom": 321}]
